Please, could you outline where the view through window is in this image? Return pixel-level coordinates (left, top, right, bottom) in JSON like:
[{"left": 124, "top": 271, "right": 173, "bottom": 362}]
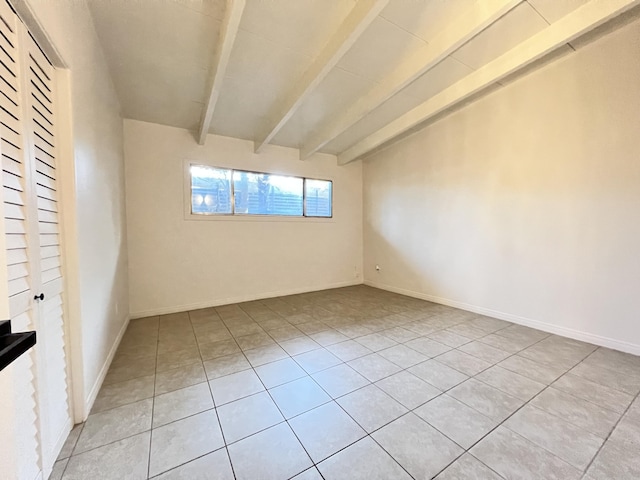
[{"left": 190, "top": 165, "right": 332, "bottom": 218}]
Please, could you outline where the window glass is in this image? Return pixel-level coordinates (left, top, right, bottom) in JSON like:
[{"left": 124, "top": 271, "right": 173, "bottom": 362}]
[
  {"left": 233, "top": 171, "right": 303, "bottom": 216},
  {"left": 305, "top": 179, "right": 332, "bottom": 217},
  {"left": 189, "top": 164, "right": 331, "bottom": 218},
  {"left": 190, "top": 165, "right": 232, "bottom": 214}
]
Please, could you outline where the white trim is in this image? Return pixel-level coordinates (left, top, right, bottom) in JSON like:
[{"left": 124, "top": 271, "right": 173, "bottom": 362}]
[
  {"left": 131, "top": 280, "right": 362, "bottom": 319},
  {"left": 365, "top": 280, "right": 640, "bottom": 356},
  {"left": 83, "top": 315, "right": 131, "bottom": 418}
]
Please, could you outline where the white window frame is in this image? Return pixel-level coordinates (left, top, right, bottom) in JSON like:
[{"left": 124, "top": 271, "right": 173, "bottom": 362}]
[{"left": 183, "top": 160, "right": 334, "bottom": 222}]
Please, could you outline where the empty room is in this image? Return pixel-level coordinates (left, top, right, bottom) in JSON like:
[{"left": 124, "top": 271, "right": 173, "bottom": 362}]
[{"left": 1, "top": 0, "right": 639, "bottom": 479}]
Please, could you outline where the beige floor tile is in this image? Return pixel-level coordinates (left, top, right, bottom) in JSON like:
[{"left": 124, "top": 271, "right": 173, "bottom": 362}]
[
  {"left": 475, "top": 365, "right": 546, "bottom": 401},
  {"left": 348, "top": 353, "right": 402, "bottom": 382},
  {"left": 243, "top": 343, "right": 289, "bottom": 367},
  {"left": 155, "top": 362, "right": 207, "bottom": 395},
  {"left": 530, "top": 387, "right": 621, "bottom": 437},
  {"left": 217, "top": 391, "right": 284, "bottom": 444},
  {"left": 458, "top": 341, "right": 511, "bottom": 364},
  {"left": 312, "top": 363, "right": 369, "bottom": 398},
  {"left": 448, "top": 378, "right": 524, "bottom": 422},
  {"left": 149, "top": 410, "right": 224, "bottom": 477},
  {"left": 326, "top": 340, "right": 373, "bottom": 362},
  {"left": 50, "top": 458, "right": 68, "bottom": 480},
  {"left": 317, "top": 436, "right": 412, "bottom": 480},
  {"left": 270, "top": 376, "right": 331, "bottom": 418},
  {"left": 415, "top": 394, "right": 497, "bottom": 449},
  {"left": 435, "top": 453, "right": 502, "bottom": 479},
  {"left": 290, "top": 402, "right": 366, "bottom": 462},
  {"left": 198, "top": 339, "right": 240, "bottom": 361},
  {"left": 472, "top": 426, "right": 581, "bottom": 480},
  {"left": 153, "top": 383, "right": 214, "bottom": 428},
  {"left": 227, "top": 423, "right": 312, "bottom": 480},
  {"left": 408, "top": 359, "right": 468, "bottom": 391},
  {"left": 62, "top": 432, "right": 150, "bottom": 480},
  {"left": 203, "top": 352, "right": 251, "bottom": 380},
  {"left": 294, "top": 348, "right": 341, "bottom": 374},
  {"left": 152, "top": 448, "right": 233, "bottom": 479},
  {"left": 378, "top": 344, "right": 428, "bottom": 368},
  {"left": 337, "top": 384, "right": 408, "bottom": 433},
  {"left": 92, "top": 375, "right": 155, "bottom": 414},
  {"left": 375, "top": 371, "right": 440, "bottom": 409},
  {"left": 57, "top": 424, "right": 83, "bottom": 460},
  {"left": 76, "top": 398, "right": 153, "bottom": 453},
  {"left": 372, "top": 413, "right": 463, "bottom": 480},
  {"left": 255, "top": 357, "right": 307, "bottom": 388},
  {"left": 504, "top": 404, "right": 604, "bottom": 469},
  {"left": 209, "top": 369, "right": 264, "bottom": 406},
  {"left": 279, "top": 336, "right": 321, "bottom": 356},
  {"left": 552, "top": 373, "right": 634, "bottom": 413}
]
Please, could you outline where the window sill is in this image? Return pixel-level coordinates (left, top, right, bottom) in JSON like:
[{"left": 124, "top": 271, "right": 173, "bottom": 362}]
[{"left": 184, "top": 214, "right": 334, "bottom": 223}]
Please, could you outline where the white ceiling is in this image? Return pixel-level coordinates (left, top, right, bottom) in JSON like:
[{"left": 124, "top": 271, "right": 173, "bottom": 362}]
[{"left": 87, "top": 0, "right": 616, "bottom": 158}]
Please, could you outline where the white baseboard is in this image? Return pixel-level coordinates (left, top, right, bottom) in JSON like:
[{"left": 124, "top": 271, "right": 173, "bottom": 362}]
[
  {"left": 365, "top": 280, "right": 640, "bottom": 356},
  {"left": 83, "top": 315, "right": 131, "bottom": 418},
  {"left": 130, "top": 280, "right": 363, "bottom": 319}
]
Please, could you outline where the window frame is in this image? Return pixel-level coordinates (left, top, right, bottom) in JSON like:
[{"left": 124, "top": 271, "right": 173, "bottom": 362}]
[{"left": 184, "top": 161, "right": 334, "bottom": 222}]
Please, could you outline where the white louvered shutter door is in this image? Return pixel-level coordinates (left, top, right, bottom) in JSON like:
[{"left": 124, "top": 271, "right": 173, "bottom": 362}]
[
  {"left": 19, "top": 25, "right": 71, "bottom": 475},
  {"left": 0, "top": 1, "right": 42, "bottom": 479}
]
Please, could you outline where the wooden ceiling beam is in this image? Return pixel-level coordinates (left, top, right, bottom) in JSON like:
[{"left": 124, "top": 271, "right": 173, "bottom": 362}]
[
  {"left": 337, "top": 0, "right": 640, "bottom": 165},
  {"left": 197, "top": 0, "right": 246, "bottom": 145},
  {"left": 253, "top": 0, "right": 389, "bottom": 154},
  {"left": 299, "top": 0, "right": 523, "bottom": 160}
]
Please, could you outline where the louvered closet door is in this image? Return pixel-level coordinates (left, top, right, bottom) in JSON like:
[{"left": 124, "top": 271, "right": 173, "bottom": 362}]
[
  {"left": 0, "top": 1, "right": 71, "bottom": 477},
  {"left": 20, "top": 26, "right": 71, "bottom": 475},
  {"left": 0, "top": 2, "right": 42, "bottom": 480}
]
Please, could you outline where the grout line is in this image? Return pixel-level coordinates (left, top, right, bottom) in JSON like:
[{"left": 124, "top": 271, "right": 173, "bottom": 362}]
[{"left": 146, "top": 313, "right": 161, "bottom": 478}]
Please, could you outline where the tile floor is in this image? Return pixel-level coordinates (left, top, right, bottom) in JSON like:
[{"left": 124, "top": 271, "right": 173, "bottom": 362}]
[{"left": 51, "top": 286, "right": 640, "bottom": 480}]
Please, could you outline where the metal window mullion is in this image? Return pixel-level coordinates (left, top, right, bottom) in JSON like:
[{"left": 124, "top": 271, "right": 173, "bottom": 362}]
[
  {"left": 230, "top": 169, "right": 235, "bottom": 215},
  {"left": 303, "top": 178, "right": 307, "bottom": 217}
]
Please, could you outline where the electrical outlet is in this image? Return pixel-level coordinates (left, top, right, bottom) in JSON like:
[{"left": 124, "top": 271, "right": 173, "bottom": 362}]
[{"left": 354, "top": 266, "right": 359, "bottom": 278}]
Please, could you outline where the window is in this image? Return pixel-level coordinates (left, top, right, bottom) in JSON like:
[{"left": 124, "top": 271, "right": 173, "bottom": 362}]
[{"left": 189, "top": 164, "right": 332, "bottom": 218}]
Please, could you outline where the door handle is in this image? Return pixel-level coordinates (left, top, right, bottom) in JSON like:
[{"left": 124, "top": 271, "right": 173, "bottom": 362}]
[{"left": 34, "top": 293, "right": 44, "bottom": 301}]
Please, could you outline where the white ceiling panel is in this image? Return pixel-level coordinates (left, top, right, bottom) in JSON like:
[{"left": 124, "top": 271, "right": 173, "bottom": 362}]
[
  {"left": 380, "top": 0, "right": 475, "bottom": 43},
  {"left": 323, "top": 92, "right": 419, "bottom": 154},
  {"left": 238, "top": 0, "right": 356, "bottom": 58},
  {"left": 224, "top": 29, "right": 311, "bottom": 87},
  {"left": 90, "top": 1, "right": 222, "bottom": 71},
  {"left": 272, "top": 68, "right": 376, "bottom": 149},
  {"left": 210, "top": 29, "right": 313, "bottom": 140},
  {"left": 337, "top": 16, "right": 429, "bottom": 84},
  {"left": 109, "top": 57, "right": 209, "bottom": 122},
  {"left": 401, "top": 55, "right": 473, "bottom": 104},
  {"left": 209, "top": 77, "right": 269, "bottom": 141},
  {"left": 89, "top": 0, "right": 221, "bottom": 130},
  {"left": 528, "top": 0, "right": 591, "bottom": 24},
  {"left": 451, "top": 2, "right": 549, "bottom": 70}
]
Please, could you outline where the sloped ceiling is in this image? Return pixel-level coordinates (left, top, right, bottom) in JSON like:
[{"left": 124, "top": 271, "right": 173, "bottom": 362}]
[{"left": 88, "top": 0, "right": 638, "bottom": 162}]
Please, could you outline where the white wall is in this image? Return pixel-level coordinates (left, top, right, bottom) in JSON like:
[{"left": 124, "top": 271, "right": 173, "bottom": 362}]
[
  {"left": 25, "top": 1, "right": 130, "bottom": 415},
  {"left": 363, "top": 18, "right": 640, "bottom": 354},
  {"left": 124, "top": 120, "right": 363, "bottom": 317}
]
